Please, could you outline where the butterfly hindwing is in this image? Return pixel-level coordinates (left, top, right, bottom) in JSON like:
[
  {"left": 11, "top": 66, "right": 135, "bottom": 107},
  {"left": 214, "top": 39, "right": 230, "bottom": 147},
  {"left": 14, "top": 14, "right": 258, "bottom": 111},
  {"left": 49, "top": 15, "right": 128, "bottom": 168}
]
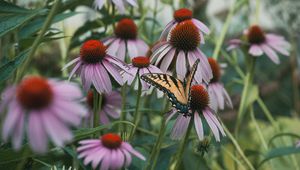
[
  {"left": 141, "top": 59, "right": 199, "bottom": 115},
  {"left": 141, "top": 73, "right": 189, "bottom": 113}
]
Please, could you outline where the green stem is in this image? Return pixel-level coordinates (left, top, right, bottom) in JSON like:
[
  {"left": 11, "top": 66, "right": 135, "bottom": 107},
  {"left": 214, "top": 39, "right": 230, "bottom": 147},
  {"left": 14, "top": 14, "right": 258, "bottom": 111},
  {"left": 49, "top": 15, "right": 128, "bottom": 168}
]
[
  {"left": 119, "top": 85, "right": 127, "bottom": 132},
  {"left": 129, "top": 79, "right": 142, "bottom": 140},
  {"left": 146, "top": 102, "right": 170, "bottom": 170},
  {"left": 15, "top": 0, "right": 61, "bottom": 82},
  {"left": 235, "top": 57, "right": 256, "bottom": 135},
  {"left": 16, "top": 148, "right": 31, "bottom": 170},
  {"left": 150, "top": 0, "right": 158, "bottom": 42},
  {"left": 93, "top": 90, "right": 102, "bottom": 128},
  {"left": 257, "top": 97, "right": 277, "bottom": 128},
  {"left": 212, "top": 1, "right": 235, "bottom": 60},
  {"left": 255, "top": 0, "right": 260, "bottom": 24},
  {"left": 222, "top": 146, "right": 247, "bottom": 170},
  {"left": 223, "top": 125, "right": 255, "bottom": 170},
  {"left": 174, "top": 118, "right": 193, "bottom": 170}
]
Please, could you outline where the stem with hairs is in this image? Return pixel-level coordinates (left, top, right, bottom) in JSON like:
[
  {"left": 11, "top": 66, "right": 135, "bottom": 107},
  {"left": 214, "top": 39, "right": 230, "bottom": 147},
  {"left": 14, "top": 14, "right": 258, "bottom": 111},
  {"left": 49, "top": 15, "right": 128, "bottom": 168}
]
[{"left": 129, "top": 78, "right": 142, "bottom": 140}]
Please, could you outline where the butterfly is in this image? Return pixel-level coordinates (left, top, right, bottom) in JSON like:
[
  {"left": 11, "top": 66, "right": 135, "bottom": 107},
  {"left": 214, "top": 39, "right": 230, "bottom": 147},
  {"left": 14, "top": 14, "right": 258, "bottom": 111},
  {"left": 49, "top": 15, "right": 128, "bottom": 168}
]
[{"left": 141, "top": 59, "right": 199, "bottom": 116}]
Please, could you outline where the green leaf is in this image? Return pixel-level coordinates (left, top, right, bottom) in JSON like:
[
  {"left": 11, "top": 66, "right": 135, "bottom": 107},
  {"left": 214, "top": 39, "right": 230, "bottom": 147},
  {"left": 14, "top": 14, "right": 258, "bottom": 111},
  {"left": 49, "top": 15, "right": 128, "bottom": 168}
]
[
  {"left": 63, "top": 147, "right": 89, "bottom": 170},
  {"left": 258, "top": 146, "right": 300, "bottom": 167},
  {"left": 0, "top": 48, "right": 31, "bottom": 83},
  {"left": 19, "top": 12, "right": 78, "bottom": 39},
  {"left": 0, "top": 1, "right": 45, "bottom": 38},
  {"left": 268, "top": 133, "right": 300, "bottom": 146},
  {"left": 0, "top": 1, "right": 32, "bottom": 14}
]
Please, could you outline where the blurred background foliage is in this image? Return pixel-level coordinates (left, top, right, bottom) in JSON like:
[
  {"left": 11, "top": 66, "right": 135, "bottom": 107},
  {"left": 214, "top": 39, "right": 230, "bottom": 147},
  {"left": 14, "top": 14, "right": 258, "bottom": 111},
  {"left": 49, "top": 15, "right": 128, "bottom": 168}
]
[{"left": 0, "top": 0, "right": 300, "bottom": 169}]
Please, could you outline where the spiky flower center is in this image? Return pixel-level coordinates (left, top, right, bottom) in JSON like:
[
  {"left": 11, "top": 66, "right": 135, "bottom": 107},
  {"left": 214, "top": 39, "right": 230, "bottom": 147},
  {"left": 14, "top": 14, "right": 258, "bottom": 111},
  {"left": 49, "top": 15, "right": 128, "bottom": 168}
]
[
  {"left": 190, "top": 85, "right": 209, "bottom": 111},
  {"left": 17, "top": 76, "right": 53, "bottom": 110},
  {"left": 208, "top": 58, "right": 221, "bottom": 83},
  {"left": 170, "top": 21, "right": 200, "bottom": 51},
  {"left": 87, "top": 90, "right": 106, "bottom": 108},
  {"left": 174, "top": 8, "right": 193, "bottom": 22},
  {"left": 247, "top": 25, "right": 266, "bottom": 44},
  {"left": 101, "top": 133, "right": 122, "bottom": 149},
  {"left": 80, "top": 40, "right": 107, "bottom": 63},
  {"left": 132, "top": 56, "right": 150, "bottom": 68},
  {"left": 114, "top": 18, "right": 137, "bottom": 40}
]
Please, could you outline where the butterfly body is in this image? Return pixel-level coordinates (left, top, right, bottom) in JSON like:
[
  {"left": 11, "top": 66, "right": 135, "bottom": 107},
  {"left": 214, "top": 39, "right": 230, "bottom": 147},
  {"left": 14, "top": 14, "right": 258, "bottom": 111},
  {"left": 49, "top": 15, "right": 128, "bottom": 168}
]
[{"left": 141, "top": 59, "right": 199, "bottom": 116}]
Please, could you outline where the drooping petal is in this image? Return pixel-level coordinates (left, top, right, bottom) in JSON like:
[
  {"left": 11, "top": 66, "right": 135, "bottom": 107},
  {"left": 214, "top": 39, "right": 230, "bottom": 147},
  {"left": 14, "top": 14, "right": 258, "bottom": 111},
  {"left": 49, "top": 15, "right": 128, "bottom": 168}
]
[
  {"left": 249, "top": 44, "right": 263, "bottom": 56},
  {"left": 203, "top": 108, "right": 220, "bottom": 141},
  {"left": 159, "top": 48, "right": 175, "bottom": 72},
  {"left": 103, "top": 60, "right": 124, "bottom": 85},
  {"left": 100, "top": 111, "right": 110, "bottom": 124},
  {"left": 260, "top": 44, "right": 280, "bottom": 64},
  {"left": 116, "top": 40, "right": 127, "bottom": 61},
  {"left": 2, "top": 101, "right": 22, "bottom": 141},
  {"left": 127, "top": 40, "right": 139, "bottom": 58},
  {"left": 12, "top": 109, "right": 25, "bottom": 150},
  {"left": 191, "top": 18, "right": 210, "bottom": 35},
  {"left": 176, "top": 51, "right": 187, "bottom": 80},
  {"left": 62, "top": 57, "right": 80, "bottom": 71},
  {"left": 100, "top": 150, "right": 111, "bottom": 170},
  {"left": 93, "top": 64, "right": 112, "bottom": 93},
  {"left": 28, "top": 112, "right": 48, "bottom": 153},
  {"left": 121, "top": 142, "right": 146, "bottom": 160},
  {"left": 171, "top": 114, "right": 191, "bottom": 140},
  {"left": 160, "top": 20, "right": 176, "bottom": 41},
  {"left": 194, "top": 111, "right": 204, "bottom": 141},
  {"left": 112, "top": 0, "right": 126, "bottom": 14}
]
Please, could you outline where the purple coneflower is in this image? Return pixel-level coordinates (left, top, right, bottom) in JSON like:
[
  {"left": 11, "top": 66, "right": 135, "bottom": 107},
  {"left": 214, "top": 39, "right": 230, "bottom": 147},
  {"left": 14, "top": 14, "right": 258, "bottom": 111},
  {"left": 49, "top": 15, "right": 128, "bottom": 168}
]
[
  {"left": 63, "top": 40, "right": 128, "bottom": 93},
  {"left": 227, "top": 25, "right": 290, "bottom": 64},
  {"left": 103, "top": 18, "right": 148, "bottom": 61},
  {"left": 123, "top": 56, "right": 162, "bottom": 93},
  {"left": 167, "top": 85, "right": 225, "bottom": 141},
  {"left": 207, "top": 58, "right": 232, "bottom": 111},
  {"left": 160, "top": 8, "right": 210, "bottom": 43},
  {"left": 151, "top": 20, "right": 212, "bottom": 83},
  {"left": 77, "top": 133, "right": 145, "bottom": 170},
  {"left": 87, "top": 90, "right": 121, "bottom": 125},
  {"left": 94, "top": 0, "right": 137, "bottom": 14},
  {"left": 0, "top": 76, "right": 86, "bottom": 154}
]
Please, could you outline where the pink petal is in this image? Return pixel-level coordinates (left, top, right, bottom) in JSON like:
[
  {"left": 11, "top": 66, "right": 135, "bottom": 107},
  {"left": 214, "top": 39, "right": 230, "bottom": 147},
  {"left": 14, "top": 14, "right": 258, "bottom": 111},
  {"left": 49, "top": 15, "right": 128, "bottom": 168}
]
[
  {"left": 194, "top": 111, "right": 204, "bottom": 141},
  {"left": 28, "top": 113, "right": 48, "bottom": 154},
  {"left": 102, "top": 60, "right": 124, "bottom": 85},
  {"left": 160, "top": 48, "right": 175, "bottom": 72},
  {"left": 2, "top": 101, "right": 22, "bottom": 141},
  {"left": 93, "top": 64, "right": 112, "bottom": 93},
  {"left": 260, "top": 44, "right": 280, "bottom": 64},
  {"left": 203, "top": 109, "right": 220, "bottom": 141},
  {"left": 154, "top": 45, "right": 172, "bottom": 66},
  {"left": 159, "top": 20, "right": 176, "bottom": 41},
  {"left": 100, "top": 150, "right": 111, "bottom": 170},
  {"left": 116, "top": 40, "right": 126, "bottom": 61},
  {"left": 92, "top": 148, "right": 107, "bottom": 168},
  {"left": 121, "top": 149, "right": 132, "bottom": 167},
  {"left": 12, "top": 109, "right": 25, "bottom": 150},
  {"left": 176, "top": 51, "right": 187, "bottom": 80},
  {"left": 192, "top": 19, "right": 210, "bottom": 34},
  {"left": 127, "top": 40, "right": 138, "bottom": 58},
  {"left": 100, "top": 111, "right": 110, "bottom": 125},
  {"left": 249, "top": 45, "right": 263, "bottom": 56},
  {"left": 122, "top": 142, "right": 146, "bottom": 160},
  {"left": 41, "top": 111, "right": 73, "bottom": 146},
  {"left": 62, "top": 57, "right": 80, "bottom": 71},
  {"left": 171, "top": 115, "right": 191, "bottom": 140}
]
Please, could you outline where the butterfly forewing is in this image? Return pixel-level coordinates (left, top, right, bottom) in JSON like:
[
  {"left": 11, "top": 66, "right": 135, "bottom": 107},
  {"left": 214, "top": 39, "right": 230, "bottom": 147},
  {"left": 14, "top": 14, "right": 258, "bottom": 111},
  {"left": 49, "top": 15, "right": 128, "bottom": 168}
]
[
  {"left": 141, "top": 73, "right": 188, "bottom": 105},
  {"left": 185, "top": 59, "right": 200, "bottom": 99}
]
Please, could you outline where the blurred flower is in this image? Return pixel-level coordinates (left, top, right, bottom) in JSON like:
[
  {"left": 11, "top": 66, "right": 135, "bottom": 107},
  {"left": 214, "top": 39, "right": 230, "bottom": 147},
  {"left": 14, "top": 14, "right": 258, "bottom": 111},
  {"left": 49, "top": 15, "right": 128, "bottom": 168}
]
[
  {"left": 207, "top": 58, "right": 232, "bottom": 111},
  {"left": 297, "top": 141, "right": 300, "bottom": 148},
  {"left": 227, "top": 25, "right": 290, "bottom": 64},
  {"left": 77, "top": 133, "right": 145, "bottom": 170},
  {"left": 63, "top": 40, "right": 128, "bottom": 93},
  {"left": 103, "top": 18, "right": 148, "bottom": 61},
  {"left": 0, "top": 76, "right": 86, "bottom": 154},
  {"left": 151, "top": 20, "right": 212, "bottom": 83},
  {"left": 94, "top": 0, "right": 137, "bottom": 14},
  {"left": 160, "top": 8, "right": 210, "bottom": 43},
  {"left": 167, "top": 85, "right": 225, "bottom": 141},
  {"left": 123, "top": 56, "right": 162, "bottom": 95},
  {"left": 86, "top": 90, "right": 121, "bottom": 124}
]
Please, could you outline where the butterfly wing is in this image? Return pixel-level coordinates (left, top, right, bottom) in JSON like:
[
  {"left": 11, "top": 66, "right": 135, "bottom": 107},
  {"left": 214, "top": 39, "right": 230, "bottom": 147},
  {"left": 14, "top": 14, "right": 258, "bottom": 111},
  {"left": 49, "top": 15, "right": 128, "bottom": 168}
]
[
  {"left": 185, "top": 59, "right": 200, "bottom": 99},
  {"left": 141, "top": 73, "right": 189, "bottom": 114}
]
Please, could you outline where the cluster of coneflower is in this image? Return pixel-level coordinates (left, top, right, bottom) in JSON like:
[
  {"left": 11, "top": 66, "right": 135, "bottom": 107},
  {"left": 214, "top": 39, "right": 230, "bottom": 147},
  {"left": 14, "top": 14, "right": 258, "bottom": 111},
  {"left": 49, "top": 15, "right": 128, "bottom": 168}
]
[{"left": 0, "top": 0, "right": 291, "bottom": 170}]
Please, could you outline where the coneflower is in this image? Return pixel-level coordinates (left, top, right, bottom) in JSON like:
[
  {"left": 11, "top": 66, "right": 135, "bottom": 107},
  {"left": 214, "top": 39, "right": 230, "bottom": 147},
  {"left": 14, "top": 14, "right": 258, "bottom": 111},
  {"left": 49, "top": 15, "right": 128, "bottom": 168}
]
[
  {"left": 151, "top": 20, "right": 212, "bottom": 83},
  {"left": 0, "top": 76, "right": 86, "bottom": 153},
  {"left": 103, "top": 18, "right": 148, "bottom": 61},
  {"left": 228, "top": 25, "right": 290, "bottom": 64},
  {"left": 63, "top": 40, "right": 128, "bottom": 94}
]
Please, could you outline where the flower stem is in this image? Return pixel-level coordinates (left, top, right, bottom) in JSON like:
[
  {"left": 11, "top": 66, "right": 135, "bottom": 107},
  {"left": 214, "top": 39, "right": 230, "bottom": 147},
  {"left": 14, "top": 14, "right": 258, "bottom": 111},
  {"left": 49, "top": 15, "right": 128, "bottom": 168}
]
[
  {"left": 15, "top": 0, "right": 61, "bottom": 82},
  {"left": 235, "top": 57, "right": 256, "bottom": 135},
  {"left": 223, "top": 125, "right": 255, "bottom": 170},
  {"left": 129, "top": 79, "right": 142, "bottom": 140},
  {"left": 174, "top": 118, "right": 193, "bottom": 170},
  {"left": 119, "top": 85, "right": 127, "bottom": 132},
  {"left": 146, "top": 101, "right": 170, "bottom": 170},
  {"left": 93, "top": 90, "right": 102, "bottom": 131}
]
